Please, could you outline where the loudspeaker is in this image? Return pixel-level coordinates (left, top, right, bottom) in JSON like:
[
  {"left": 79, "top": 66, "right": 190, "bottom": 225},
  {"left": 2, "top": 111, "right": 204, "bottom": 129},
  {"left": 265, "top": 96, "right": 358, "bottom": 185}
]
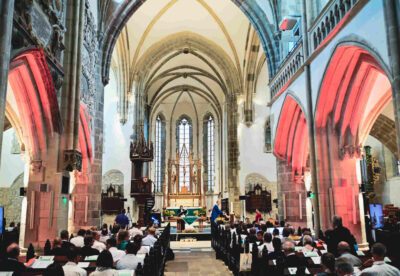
[
  {"left": 19, "top": 187, "right": 26, "bottom": 196},
  {"left": 40, "top": 183, "right": 49, "bottom": 192},
  {"left": 61, "top": 175, "right": 70, "bottom": 194},
  {"left": 239, "top": 195, "right": 247, "bottom": 200}
]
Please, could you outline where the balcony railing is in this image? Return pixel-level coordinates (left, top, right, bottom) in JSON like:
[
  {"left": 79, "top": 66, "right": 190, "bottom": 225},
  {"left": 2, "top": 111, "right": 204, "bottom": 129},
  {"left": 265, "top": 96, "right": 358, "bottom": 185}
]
[
  {"left": 270, "top": 40, "right": 304, "bottom": 98},
  {"left": 309, "top": 0, "right": 360, "bottom": 51},
  {"left": 270, "top": 0, "right": 362, "bottom": 100}
]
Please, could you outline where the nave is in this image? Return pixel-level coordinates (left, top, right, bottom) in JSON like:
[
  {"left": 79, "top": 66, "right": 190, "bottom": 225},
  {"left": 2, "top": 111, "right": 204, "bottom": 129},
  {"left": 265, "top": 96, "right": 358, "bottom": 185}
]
[{"left": 1, "top": 0, "right": 400, "bottom": 275}]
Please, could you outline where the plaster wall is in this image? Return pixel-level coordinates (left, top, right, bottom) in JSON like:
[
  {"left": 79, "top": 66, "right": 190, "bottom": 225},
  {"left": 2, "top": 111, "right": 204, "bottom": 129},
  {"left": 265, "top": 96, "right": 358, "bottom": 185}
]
[{"left": 237, "top": 62, "right": 278, "bottom": 218}]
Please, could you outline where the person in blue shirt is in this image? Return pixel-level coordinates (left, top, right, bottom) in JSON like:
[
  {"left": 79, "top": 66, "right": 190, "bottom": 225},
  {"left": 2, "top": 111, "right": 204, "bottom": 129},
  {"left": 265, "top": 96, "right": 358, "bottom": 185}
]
[
  {"left": 210, "top": 200, "right": 223, "bottom": 225},
  {"left": 115, "top": 209, "right": 129, "bottom": 229}
]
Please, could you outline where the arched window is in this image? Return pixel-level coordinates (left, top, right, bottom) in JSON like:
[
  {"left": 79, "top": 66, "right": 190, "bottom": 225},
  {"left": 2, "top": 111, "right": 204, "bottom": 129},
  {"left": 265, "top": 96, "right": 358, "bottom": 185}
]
[
  {"left": 177, "top": 117, "right": 192, "bottom": 190},
  {"left": 154, "top": 115, "right": 166, "bottom": 192},
  {"left": 265, "top": 117, "right": 272, "bottom": 152},
  {"left": 203, "top": 114, "right": 215, "bottom": 191}
]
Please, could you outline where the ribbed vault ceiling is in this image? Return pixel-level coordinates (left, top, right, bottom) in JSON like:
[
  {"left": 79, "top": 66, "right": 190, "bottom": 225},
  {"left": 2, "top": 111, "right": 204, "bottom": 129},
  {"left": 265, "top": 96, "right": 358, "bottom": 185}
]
[{"left": 110, "top": 0, "right": 266, "bottom": 123}]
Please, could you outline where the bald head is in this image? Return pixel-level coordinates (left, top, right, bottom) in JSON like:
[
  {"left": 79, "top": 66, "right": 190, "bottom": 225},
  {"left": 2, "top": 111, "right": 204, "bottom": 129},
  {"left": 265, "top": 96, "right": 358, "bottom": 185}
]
[
  {"left": 337, "top": 241, "right": 351, "bottom": 255},
  {"left": 282, "top": 241, "right": 295, "bottom": 255},
  {"left": 7, "top": 243, "right": 20, "bottom": 258}
]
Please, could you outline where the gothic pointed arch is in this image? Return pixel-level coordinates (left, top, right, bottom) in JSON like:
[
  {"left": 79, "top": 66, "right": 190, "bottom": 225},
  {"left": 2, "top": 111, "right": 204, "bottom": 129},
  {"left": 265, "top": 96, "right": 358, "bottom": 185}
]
[{"left": 7, "top": 48, "right": 62, "bottom": 162}]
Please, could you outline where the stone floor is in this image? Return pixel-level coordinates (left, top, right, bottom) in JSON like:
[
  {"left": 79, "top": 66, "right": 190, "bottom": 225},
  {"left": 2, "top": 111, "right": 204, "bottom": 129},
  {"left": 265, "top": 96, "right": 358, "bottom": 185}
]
[{"left": 165, "top": 241, "right": 232, "bottom": 276}]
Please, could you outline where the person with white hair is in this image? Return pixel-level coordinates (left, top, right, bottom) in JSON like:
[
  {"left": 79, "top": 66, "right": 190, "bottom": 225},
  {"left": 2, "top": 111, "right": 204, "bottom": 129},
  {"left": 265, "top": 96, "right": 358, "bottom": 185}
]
[
  {"left": 360, "top": 243, "right": 400, "bottom": 275},
  {"left": 302, "top": 235, "right": 316, "bottom": 252},
  {"left": 283, "top": 240, "right": 305, "bottom": 268}
]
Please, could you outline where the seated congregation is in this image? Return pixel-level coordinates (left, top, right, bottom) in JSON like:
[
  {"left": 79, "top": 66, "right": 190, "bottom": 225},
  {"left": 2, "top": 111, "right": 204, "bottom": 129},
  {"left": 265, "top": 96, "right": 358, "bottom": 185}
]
[
  {"left": 212, "top": 215, "right": 400, "bottom": 275},
  {"left": 0, "top": 222, "right": 171, "bottom": 276}
]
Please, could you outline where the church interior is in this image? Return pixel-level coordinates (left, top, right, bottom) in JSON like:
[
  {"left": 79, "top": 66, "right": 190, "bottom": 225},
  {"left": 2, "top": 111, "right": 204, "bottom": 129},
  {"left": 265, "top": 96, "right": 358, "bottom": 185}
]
[{"left": 1, "top": 0, "right": 400, "bottom": 275}]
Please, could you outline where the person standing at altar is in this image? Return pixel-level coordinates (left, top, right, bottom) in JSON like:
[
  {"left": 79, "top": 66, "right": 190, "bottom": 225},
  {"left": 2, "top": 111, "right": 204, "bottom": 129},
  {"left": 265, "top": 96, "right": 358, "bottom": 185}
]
[
  {"left": 211, "top": 200, "right": 223, "bottom": 224},
  {"left": 178, "top": 205, "right": 187, "bottom": 217}
]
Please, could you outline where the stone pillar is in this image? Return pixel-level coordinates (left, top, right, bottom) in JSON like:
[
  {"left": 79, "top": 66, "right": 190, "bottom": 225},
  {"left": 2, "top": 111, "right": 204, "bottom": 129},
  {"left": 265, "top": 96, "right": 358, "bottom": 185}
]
[
  {"left": 60, "top": 0, "right": 85, "bottom": 153},
  {"left": 59, "top": 0, "right": 87, "bottom": 231},
  {"left": 384, "top": 0, "right": 400, "bottom": 160},
  {"left": 23, "top": 136, "right": 70, "bottom": 248},
  {"left": 301, "top": 0, "right": 321, "bottom": 237},
  {"left": 276, "top": 160, "right": 308, "bottom": 228},
  {"left": 0, "top": 0, "right": 15, "bottom": 166}
]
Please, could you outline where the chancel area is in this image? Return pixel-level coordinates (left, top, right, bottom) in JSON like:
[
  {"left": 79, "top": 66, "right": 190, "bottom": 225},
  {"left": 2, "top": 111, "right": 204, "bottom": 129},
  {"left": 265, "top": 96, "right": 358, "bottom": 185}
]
[{"left": 1, "top": 0, "right": 400, "bottom": 275}]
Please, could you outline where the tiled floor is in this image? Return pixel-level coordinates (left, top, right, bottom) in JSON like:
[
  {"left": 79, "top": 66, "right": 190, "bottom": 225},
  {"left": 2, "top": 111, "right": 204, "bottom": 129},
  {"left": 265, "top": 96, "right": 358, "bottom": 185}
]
[{"left": 164, "top": 242, "right": 232, "bottom": 276}]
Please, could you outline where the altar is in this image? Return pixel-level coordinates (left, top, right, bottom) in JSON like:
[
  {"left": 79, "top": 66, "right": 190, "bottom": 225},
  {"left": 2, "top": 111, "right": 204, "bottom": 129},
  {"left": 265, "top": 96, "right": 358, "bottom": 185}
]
[{"left": 162, "top": 144, "right": 205, "bottom": 207}]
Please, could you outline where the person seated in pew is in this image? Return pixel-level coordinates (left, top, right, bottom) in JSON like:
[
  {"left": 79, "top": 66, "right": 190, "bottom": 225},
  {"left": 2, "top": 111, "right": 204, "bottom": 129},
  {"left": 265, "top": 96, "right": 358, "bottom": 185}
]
[
  {"left": 106, "top": 237, "right": 125, "bottom": 263},
  {"left": 99, "top": 228, "right": 110, "bottom": 244},
  {"left": 116, "top": 242, "right": 142, "bottom": 270},
  {"left": 256, "top": 230, "right": 264, "bottom": 244},
  {"left": 360, "top": 242, "right": 400, "bottom": 275},
  {"left": 51, "top": 238, "right": 70, "bottom": 256},
  {"left": 282, "top": 240, "right": 306, "bottom": 268},
  {"left": 316, "top": 252, "right": 336, "bottom": 276},
  {"left": 258, "top": 232, "right": 274, "bottom": 256},
  {"left": 63, "top": 247, "right": 87, "bottom": 276},
  {"left": 246, "top": 228, "right": 257, "bottom": 244},
  {"left": 92, "top": 231, "right": 106, "bottom": 252},
  {"left": 272, "top": 228, "right": 280, "bottom": 240},
  {"left": 142, "top": 227, "right": 157, "bottom": 246},
  {"left": 129, "top": 222, "right": 143, "bottom": 239},
  {"left": 302, "top": 235, "right": 317, "bottom": 252},
  {"left": 43, "top": 262, "right": 65, "bottom": 276},
  {"left": 80, "top": 235, "right": 100, "bottom": 258},
  {"left": 91, "top": 250, "right": 119, "bottom": 276},
  {"left": 70, "top": 229, "right": 86, "bottom": 247},
  {"left": 281, "top": 227, "right": 292, "bottom": 243},
  {"left": 336, "top": 261, "right": 355, "bottom": 276},
  {"left": 268, "top": 237, "right": 285, "bottom": 260},
  {"left": 336, "top": 241, "right": 362, "bottom": 267},
  {"left": 60, "top": 230, "right": 75, "bottom": 252},
  {"left": 132, "top": 235, "right": 150, "bottom": 254},
  {"left": 117, "top": 230, "right": 130, "bottom": 250},
  {"left": 0, "top": 243, "right": 27, "bottom": 274},
  {"left": 297, "top": 229, "right": 313, "bottom": 246}
]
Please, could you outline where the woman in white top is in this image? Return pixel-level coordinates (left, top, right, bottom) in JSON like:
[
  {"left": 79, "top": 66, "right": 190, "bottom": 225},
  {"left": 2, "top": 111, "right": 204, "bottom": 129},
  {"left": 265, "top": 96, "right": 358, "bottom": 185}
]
[
  {"left": 90, "top": 250, "right": 119, "bottom": 276},
  {"left": 258, "top": 232, "right": 274, "bottom": 256}
]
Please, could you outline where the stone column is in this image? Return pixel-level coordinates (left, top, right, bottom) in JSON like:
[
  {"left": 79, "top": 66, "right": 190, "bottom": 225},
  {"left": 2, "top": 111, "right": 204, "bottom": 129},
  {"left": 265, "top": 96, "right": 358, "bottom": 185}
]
[
  {"left": 59, "top": 0, "right": 86, "bottom": 231},
  {"left": 301, "top": 0, "right": 321, "bottom": 237},
  {"left": 0, "top": 0, "right": 15, "bottom": 166},
  {"left": 384, "top": 0, "right": 400, "bottom": 160},
  {"left": 276, "top": 160, "right": 308, "bottom": 227},
  {"left": 60, "top": 0, "right": 85, "bottom": 156}
]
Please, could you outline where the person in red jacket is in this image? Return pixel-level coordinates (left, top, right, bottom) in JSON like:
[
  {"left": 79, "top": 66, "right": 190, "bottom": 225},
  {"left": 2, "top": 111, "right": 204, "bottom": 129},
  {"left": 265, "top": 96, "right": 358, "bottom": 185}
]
[{"left": 255, "top": 209, "right": 262, "bottom": 223}]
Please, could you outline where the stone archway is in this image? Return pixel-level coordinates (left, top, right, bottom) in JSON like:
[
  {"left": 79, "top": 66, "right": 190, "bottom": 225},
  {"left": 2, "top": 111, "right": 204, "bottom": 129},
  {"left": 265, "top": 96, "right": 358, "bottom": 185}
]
[
  {"left": 315, "top": 44, "right": 394, "bottom": 242},
  {"left": 273, "top": 95, "right": 310, "bottom": 228},
  {"left": 102, "top": 169, "right": 124, "bottom": 196}
]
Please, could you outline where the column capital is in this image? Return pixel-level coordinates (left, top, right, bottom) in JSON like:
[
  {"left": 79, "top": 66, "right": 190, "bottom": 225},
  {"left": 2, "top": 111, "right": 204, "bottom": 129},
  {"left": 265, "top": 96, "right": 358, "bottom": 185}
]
[{"left": 64, "top": 149, "right": 82, "bottom": 171}]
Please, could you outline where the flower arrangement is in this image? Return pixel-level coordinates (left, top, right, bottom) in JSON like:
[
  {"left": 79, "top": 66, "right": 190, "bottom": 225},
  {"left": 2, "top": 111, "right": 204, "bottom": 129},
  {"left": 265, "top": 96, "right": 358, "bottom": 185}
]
[{"left": 164, "top": 210, "right": 175, "bottom": 217}]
